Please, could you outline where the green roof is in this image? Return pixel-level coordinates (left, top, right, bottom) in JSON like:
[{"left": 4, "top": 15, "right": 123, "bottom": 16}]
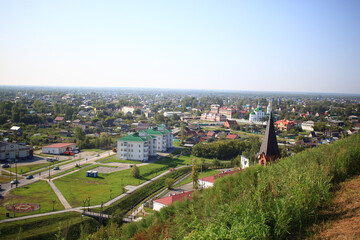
[
  {"left": 162, "top": 128, "right": 171, "bottom": 133},
  {"left": 255, "top": 107, "right": 263, "bottom": 111},
  {"left": 146, "top": 128, "right": 164, "bottom": 135},
  {"left": 117, "top": 133, "right": 146, "bottom": 142},
  {"left": 250, "top": 111, "right": 256, "bottom": 115}
]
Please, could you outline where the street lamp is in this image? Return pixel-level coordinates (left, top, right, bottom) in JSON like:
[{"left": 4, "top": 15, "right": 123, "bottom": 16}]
[
  {"left": 52, "top": 200, "right": 56, "bottom": 211},
  {"left": 15, "top": 160, "right": 18, "bottom": 188},
  {"left": 88, "top": 196, "right": 91, "bottom": 211}
]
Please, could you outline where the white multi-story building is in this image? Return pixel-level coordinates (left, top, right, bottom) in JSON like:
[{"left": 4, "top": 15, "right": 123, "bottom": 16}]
[
  {"left": 117, "top": 132, "right": 156, "bottom": 162},
  {"left": 146, "top": 125, "right": 173, "bottom": 152}
]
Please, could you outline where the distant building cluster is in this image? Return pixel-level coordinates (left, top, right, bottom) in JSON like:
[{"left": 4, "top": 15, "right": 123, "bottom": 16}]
[{"left": 201, "top": 104, "right": 236, "bottom": 122}]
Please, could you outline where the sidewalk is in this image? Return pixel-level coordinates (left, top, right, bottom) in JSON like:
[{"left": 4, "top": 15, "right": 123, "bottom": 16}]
[{"left": 46, "top": 180, "right": 72, "bottom": 209}]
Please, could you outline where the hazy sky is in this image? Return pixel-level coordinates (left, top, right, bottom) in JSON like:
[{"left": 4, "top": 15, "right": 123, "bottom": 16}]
[{"left": 1, "top": 1, "right": 359, "bottom": 94}]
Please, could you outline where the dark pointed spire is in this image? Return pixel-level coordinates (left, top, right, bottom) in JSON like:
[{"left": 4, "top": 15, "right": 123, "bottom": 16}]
[{"left": 259, "top": 112, "right": 280, "bottom": 157}]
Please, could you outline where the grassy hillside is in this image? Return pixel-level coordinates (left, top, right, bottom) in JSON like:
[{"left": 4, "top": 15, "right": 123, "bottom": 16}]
[{"left": 89, "top": 133, "right": 360, "bottom": 240}]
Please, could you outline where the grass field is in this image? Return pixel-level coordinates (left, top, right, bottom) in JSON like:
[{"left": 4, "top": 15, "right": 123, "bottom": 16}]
[
  {"left": 54, "top": 157, "right": 194, "bottom": 207},
  {"left": 0, "top": 212, "right": 97, "bottom": 240},
  {"left": 0, "top": 181, "right": 64, "bottom": 220},
  {"left": 99, "top": 156, "right": 142, "bottom": 164},
  {"left": 81, "top": 148, "right": 106, "bottom": 153}
]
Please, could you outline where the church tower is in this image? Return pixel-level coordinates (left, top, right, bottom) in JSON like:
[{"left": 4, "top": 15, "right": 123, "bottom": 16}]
[
  {"left": 267, "top": 99, "right": 271, "bottom": 115},
  {"left": 258, "top": 112, "right": 280, "bottom": 166}
]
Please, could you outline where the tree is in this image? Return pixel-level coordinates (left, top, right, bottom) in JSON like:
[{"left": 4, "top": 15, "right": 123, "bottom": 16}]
[
  {"left": 191, "top": 160, "right": 198, "bottom": 189},
  {"left": 165, "top": 178, "right": 175, "bottom": 190},
  {"left": 131, "top": 165, "right": 140, "bottom": 178},
  {"left": 75, "top": 127, "right": 86, "bottom": 141}
]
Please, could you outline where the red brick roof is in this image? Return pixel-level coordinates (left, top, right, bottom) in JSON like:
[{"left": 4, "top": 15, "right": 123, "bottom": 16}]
[
  {"left": 199, "top": 175, "right": 215, "bottom": 183},
  {"left": 54, "top": 116, "right": 65, "bottom": 121},
  {"left": 207, "top": 132, "right": 215, "bottom": 137},
  {"left": 226, "top": 134, "right": 238, "bottom": 139},
  {"left": 154, "top": 191, "right": 194, "bottom": 206},
  {"left": 42, "top": 143, "right": 75, "bottom": 148}
]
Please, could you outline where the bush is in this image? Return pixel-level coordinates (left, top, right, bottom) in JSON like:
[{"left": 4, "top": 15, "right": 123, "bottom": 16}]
[
  {"left": 165, "top": 178, "right": 175, "bottom": 189},
  {"left": 131, "top": 165, "right": 140, "bottom": 178}
]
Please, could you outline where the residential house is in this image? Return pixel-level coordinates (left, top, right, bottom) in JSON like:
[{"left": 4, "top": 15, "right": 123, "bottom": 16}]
[
  {"left": 198, "top": 170, "right": 243, "bottom": 189},
  {"left": 224, "top": 120, "right": 238, "bottom": 129},
  {"left": 225, "top": 134, "right": 238, "bottom": 140},
  {"left": 301, "top": 121, "right": 315, "bottom": 132},
  {"left": 54, "top": 116, "right": 65, "bottom": 123},
  {"left": 153, "top": 191, "right": 194, "bottom": 211},
  {"left": 275, "top": 119, "right": 296, "bottom": 131}
]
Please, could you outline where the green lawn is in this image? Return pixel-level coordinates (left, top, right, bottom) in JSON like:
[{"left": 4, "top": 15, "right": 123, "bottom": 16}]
[
  {"left": 54, "top": 158, "right": 194, "bottom": 207},
  {"left": 81, "top": 148, "right": 106, "bottom": 153},
  {"left": 99, "top": 156, "right": 142, "bottom": 164},
  {"left": 0, "top": 212, "right": 97, "bottom": 240},
  {"left": 0, "top": 181, "right": 64, "bottom": 220}
]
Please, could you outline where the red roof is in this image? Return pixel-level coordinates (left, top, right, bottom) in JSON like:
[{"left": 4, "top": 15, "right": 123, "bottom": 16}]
[
  {"left": 275, "top": 119, "right": 295, "bottom": 126},
  {"left": 199, "top": 170, "right": 243, "bottom": 183},
  {"left": 207, "top": 132, "right": 215, "bottom": 137},
  {"left": 154, "top": 191, "right": 194, "bottom": 206},
  {"left": 42, "top": 143, "right": 75, "bottom": 148},
  {"left": 54, "top": 116, "right": 65, "bottom": 121},
  {"left": 226, "top": 134, "right": 238, "bottom": 139},
  {"left": 199, "top": 175, "right": 215, "bottom": 183}
]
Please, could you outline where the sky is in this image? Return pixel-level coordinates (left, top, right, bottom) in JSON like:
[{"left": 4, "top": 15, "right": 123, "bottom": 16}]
[{"left": 0, "top": 0, "right": 360, "bottom": 94}]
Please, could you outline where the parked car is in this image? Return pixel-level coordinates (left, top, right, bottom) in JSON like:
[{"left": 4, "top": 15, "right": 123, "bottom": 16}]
[
  {"left": 95, "top": 153, "right": 100, "bottom": 157},
  {"left": 26, "top": 175, "right": 33, "bottom": 179},
  {"left": 46, "top": 158, "right": 58, "bottom": 162},
  {"left": 2, "top": 163, "right": 10, "bottom": 168},
  {"left": 10, "top": 179, "right": 19, "bottom": 184},
  {"left": 53, "top": 166, "right": 60, "bottom": 170}
]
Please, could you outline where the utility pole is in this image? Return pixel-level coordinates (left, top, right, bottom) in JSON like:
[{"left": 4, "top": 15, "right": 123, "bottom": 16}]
[
  {"left": 48, "top": 163, "right": 51, "bottom": 180},
  {"left": 15, "top": 160, "right": 18, "bottom": 188}
]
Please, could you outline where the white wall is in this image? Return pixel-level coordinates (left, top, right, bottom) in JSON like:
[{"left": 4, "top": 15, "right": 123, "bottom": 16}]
[
  {"left": 198, "top": 179, "right": 214, "bottom": 189},
  {"left": 241, "top": 155, "right": 249, "bottom": 169},
  {"left": 153, "top": 201, "right": 166, "bottom": 211},
  {"left": 118, "top": 141, "right": 148, "bottom": 161}
]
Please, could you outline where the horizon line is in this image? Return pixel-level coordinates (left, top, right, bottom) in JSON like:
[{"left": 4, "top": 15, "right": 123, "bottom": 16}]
[{"left": 1, "top": 84, "right": 360, "bottom": 97}]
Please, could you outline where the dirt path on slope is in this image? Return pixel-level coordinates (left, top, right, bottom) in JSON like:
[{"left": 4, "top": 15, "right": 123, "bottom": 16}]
[{"left": 308, "top": 175, "right": 360, "bottom": 240}]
